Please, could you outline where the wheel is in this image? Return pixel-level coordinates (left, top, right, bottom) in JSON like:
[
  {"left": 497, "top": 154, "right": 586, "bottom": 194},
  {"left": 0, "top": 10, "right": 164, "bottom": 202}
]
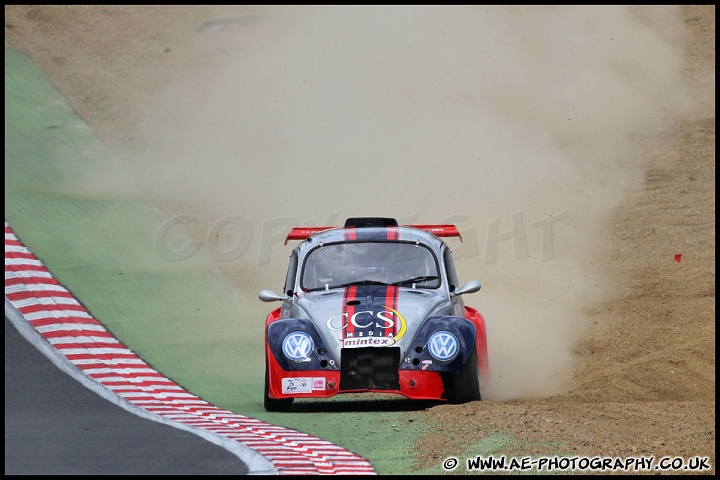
[
  {"left": 264, "top": 358, "right": 294, "bottom": 412},
  {"left": 442, "top": 347, "right": 482, "bottom": 404}
]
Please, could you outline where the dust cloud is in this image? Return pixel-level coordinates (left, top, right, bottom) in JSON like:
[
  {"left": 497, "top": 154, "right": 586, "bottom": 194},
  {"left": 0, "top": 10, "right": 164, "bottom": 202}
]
[{"left": 110, "top": 6, "right": 694, "bottom": 400}]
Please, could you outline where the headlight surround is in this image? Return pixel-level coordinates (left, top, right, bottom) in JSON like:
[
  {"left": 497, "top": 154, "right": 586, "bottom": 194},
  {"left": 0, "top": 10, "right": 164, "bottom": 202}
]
[
  {"left": 427, "top": 331, "right": 460, "bottom": 362},
  {"left": 282, "top": 331, "right": 315, "bottom": 362}
]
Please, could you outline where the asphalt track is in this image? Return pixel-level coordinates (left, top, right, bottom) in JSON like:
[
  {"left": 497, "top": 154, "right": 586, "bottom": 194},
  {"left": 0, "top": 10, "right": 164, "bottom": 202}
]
[{"left": 5, "top": 309, "right": 258, "bottom": 475}]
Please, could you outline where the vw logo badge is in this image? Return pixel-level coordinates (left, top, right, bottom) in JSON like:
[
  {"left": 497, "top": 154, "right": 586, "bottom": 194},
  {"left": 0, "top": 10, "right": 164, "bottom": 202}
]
[
  {"left": 428, "top": 331, "right": 459, "bottom": 361},
  {"left": 282, "top": 332, "right": 314, "bottom": 361}
]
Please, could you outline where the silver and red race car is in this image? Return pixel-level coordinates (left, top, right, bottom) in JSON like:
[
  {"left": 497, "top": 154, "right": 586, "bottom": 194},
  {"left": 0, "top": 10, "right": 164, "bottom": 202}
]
[{"left": 259, "top": 217, "right": 489, "bottom": 411}]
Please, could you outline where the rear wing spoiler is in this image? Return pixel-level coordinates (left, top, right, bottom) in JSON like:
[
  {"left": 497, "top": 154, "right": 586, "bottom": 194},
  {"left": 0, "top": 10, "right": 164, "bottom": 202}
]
[{"left": 285, "top": 224, "right": 462, "bottom": 244}]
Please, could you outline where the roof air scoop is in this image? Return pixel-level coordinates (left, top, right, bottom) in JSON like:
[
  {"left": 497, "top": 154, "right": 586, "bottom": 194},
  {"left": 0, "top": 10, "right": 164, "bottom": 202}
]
[{"left": 344, "top": 217, "right": 398, "bottom": 227}]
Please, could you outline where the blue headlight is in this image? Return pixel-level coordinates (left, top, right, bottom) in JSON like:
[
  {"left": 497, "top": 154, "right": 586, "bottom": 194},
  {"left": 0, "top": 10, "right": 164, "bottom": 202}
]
[
  {"left": 282, "top": 332, "right": 315, "bottom": 362},
  {"left": 427, "top": 331, "right": 459, "bottom": 362}
]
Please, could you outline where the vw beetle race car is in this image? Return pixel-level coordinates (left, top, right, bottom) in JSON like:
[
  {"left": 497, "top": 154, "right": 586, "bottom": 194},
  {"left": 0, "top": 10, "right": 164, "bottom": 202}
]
[{"left": 259, "top": 217, "right": 489, "bottom": 411}]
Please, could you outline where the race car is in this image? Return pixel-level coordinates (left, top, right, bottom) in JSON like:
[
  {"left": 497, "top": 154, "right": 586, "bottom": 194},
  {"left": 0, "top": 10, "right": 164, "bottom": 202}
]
[{"left": 259, "top": 217, "right": 489, "bottom": 411}]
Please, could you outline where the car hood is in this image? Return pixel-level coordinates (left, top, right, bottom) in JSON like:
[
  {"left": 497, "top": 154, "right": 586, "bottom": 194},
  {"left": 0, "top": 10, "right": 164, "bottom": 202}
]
[{"left": 290, "top": 285, "right": 452, "bottom": 357}]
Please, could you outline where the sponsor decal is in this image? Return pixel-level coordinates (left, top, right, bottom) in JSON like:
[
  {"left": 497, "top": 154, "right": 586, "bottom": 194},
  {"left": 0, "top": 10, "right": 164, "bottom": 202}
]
[
  {"left": 339, "top": 283, "right": 406, "bottom": 348},
  {"left": 327, "top": 305, "right": 408, "bottom": 347},
  {"left": 281, "top": 377, "right": 326, "bottom": 394},
  {"left": 282, "top": 377, "right": 312, "bottom": 394},
  {"left": 343, "top": 337, "right": 397, "bottom": 347}
]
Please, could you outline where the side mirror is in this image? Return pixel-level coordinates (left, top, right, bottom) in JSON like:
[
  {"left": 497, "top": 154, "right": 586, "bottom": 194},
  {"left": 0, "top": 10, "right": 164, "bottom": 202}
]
[
  {"left": 451, "top": 279, "right": 481, "bottom": 297},
  {"left": 258, "top": 289, "right": 289, "bottom": 302}
]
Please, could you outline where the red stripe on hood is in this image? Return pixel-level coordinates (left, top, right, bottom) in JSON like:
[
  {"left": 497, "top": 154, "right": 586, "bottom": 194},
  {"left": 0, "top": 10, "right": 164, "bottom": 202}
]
[
  {"left": 383, "top": 286, "right": 400, "bottom": 338},
  {"left": 342, "top": 285, "right": 358, "bottom": 342}
]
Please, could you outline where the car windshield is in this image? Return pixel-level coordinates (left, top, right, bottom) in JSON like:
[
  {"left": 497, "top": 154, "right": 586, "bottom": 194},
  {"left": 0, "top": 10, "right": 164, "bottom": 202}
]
[{"left": 301, "top": 241, "right": 440, "bottom": 291}]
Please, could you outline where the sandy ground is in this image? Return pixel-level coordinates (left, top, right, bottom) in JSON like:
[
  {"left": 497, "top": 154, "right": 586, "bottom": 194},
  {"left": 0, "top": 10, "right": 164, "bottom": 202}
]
[{"left": 5, "top": 5, "right": 714, "bottom": 474}]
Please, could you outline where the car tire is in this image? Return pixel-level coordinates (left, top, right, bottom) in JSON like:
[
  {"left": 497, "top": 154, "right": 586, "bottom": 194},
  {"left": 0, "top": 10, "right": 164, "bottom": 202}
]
[
  {"left": 442, "top": 347, "right": 482, "bottom": 404},
  {"left": 264, "top": 359, "right": 294, "bottom": 412}
]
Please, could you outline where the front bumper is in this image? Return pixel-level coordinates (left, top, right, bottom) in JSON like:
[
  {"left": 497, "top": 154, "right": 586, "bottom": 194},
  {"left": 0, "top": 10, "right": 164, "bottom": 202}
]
[{"left": 266, "top": 350, "right": 446, "bottom": 400}]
